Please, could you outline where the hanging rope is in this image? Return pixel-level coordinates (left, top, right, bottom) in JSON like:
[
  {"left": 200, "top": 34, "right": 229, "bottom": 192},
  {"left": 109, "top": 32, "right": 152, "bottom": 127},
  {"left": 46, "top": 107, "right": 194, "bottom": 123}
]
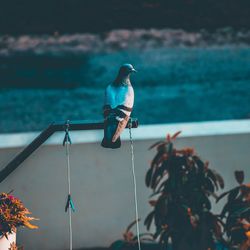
[
  {"left": 63, "top": 120, "right": 75, "bottom": 250},
  {"left": 128, "top": 119, "right": 142, "bottom": 250}
]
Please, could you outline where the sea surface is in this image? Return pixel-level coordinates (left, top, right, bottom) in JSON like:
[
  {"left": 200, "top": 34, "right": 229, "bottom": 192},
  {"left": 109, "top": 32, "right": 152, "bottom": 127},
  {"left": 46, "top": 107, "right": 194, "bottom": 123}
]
[{"left": 0, "top": 30, "right": 250, "bottom": 133}]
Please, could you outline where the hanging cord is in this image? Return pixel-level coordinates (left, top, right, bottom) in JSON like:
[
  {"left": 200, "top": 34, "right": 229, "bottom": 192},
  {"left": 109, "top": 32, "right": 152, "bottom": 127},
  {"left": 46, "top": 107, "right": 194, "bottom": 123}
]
[
  {"left": 63, "top": 120, "right": 75, "bottom": 250},
  {"left": 128, "top": 119, "right": 142, "bottom": 250}
]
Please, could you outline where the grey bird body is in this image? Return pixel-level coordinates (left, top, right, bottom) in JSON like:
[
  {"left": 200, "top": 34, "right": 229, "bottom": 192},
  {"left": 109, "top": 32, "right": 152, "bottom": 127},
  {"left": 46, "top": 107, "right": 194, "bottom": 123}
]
[{"left": 101, "top": 64, "right": 136, "bottom": 148}]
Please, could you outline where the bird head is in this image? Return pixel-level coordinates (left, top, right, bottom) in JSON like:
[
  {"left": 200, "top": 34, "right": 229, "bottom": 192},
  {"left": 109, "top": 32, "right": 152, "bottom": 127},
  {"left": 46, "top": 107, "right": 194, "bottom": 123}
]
[
  {"left": 113, "top": 64, "right": 137, "bottom": 86},
  {"left": 118, "top": 64, "right": 137, "bottom": 77}
]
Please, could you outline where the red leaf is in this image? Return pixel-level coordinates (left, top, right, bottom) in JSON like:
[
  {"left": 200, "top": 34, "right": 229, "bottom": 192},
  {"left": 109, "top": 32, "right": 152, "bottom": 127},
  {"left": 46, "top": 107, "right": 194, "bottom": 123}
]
[
  {"left": 148, "top": 140, "right": 165, "bottom": 150},
  {"left": 171, "top": 131, "right": 182, "bottom": 140},
  {"left": 166, "top": 134, "right": 171, "bottom": 142}
]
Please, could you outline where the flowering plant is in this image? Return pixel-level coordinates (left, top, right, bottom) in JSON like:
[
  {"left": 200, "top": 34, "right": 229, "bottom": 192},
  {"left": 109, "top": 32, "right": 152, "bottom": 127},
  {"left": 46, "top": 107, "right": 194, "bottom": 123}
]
[{"left": 0, "top": 192, "right": 38, "bottom": 238}]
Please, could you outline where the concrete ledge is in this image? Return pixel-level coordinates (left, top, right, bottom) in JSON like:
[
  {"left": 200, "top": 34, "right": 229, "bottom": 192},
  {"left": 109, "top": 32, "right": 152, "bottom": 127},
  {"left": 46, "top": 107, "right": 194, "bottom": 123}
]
[{"left": 0, "top": 119, "right": 249, "bottom": 148}]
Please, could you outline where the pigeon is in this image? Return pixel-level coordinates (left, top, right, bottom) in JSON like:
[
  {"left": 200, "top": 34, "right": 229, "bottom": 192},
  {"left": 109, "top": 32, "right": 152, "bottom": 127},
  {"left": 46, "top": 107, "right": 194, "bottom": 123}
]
[{"left": 101, "top": 63, "right": 136, "bottom": 148}]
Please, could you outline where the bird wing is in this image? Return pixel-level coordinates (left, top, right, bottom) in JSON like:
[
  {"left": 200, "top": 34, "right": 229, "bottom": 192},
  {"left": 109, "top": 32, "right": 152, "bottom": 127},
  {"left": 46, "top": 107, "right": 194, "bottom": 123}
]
[
  {"left": 112, "top": 85, "right": 134, "bottom": 142},
  {"left": 103, "top": 84, "right": 114, "bottom": 117},
  {"left": 103, "top": 84, "right": 134, "bottom": 143},
  {"left": 116, "top": 85, "right": 134, "bottom": 116},
  {"left": 104, "top": 84, "right": 115, "bottom": 106},
  {"left": 104, "top": 84, "right": 134, "bottom": 116},
  {"left": 112, "top": 116, "right": 130, "bottom": 142}
]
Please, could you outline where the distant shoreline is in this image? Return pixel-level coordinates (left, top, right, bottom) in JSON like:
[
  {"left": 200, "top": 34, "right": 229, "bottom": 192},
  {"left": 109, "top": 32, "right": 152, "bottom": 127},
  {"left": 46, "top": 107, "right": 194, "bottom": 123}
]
[{"left": 1, "top": 28, "right": 250, "bottom": 58}]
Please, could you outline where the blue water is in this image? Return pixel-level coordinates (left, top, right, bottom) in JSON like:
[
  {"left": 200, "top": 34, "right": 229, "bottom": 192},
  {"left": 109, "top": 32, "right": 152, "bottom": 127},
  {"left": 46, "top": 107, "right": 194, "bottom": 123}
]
[{"left": 0, "top": 47, "right": 250, "bottom": 133}]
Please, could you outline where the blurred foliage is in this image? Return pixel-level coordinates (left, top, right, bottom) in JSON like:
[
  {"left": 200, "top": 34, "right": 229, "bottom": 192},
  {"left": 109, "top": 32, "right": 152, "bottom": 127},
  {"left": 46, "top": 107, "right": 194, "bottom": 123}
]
[
  {"left": 217, "top": 171, "right": 250, "bottom": 250},
  {"left": 8, "top": 242, "right": 24, "bottom": 250},
  {"left": 144, "top": 131, "right": 225, "bottom": 250},
  {"left": 110, "top": 219, "right": 157, "bottom": 250},
  {"left": 111, "top": 132, "right": 250, "bottom": 250},
  {"left": 0, "top": 191, "right": 38, "bottom": 239}
]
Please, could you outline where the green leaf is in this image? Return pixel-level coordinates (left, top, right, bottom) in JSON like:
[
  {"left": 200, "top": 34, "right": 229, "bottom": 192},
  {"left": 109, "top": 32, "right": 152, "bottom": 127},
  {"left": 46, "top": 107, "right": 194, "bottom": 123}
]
[
  {"left": 145, "top": 168, "right": 153, "bottom": 187},
  {"left": 126, "top": 219, "right": 140, "bottom": 233},
  {"left": 234, "top": 171, "right": 244, "bottom": 185},
  {"left": 144, "top": 211, "right": 155, "bottom": 231}
]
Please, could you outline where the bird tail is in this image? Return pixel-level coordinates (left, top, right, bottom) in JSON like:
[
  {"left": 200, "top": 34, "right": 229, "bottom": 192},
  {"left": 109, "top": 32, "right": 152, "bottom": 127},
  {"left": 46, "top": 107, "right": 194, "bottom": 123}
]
[
  {"left": 101, "top": 137, "right": 121, "bottom": 149},
  {"left": 101, "top": 116, "right": 121, "bottom": 149}
]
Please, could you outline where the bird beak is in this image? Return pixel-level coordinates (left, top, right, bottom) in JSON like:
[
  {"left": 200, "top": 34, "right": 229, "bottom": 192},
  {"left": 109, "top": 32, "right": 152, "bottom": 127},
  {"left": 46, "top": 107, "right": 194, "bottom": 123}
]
[{"left": 131, "top": 68, "right": 137, "bottom": 73}]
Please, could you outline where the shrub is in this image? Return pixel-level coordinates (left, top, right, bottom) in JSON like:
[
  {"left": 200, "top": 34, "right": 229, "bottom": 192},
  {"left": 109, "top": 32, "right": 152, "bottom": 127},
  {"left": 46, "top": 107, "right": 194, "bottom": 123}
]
[
  {"left": 144, "top": 132, "right": 224, "bottom": 250},
  {"left": 217, "top": 171, "right": 250, "bottom": 250}
]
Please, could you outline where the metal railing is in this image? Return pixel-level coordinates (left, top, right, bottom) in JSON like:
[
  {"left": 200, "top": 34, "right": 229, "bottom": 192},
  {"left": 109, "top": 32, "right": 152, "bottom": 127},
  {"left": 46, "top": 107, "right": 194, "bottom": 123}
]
[{"left": 0, "top": 119, "right": 138, "bottom": 183}]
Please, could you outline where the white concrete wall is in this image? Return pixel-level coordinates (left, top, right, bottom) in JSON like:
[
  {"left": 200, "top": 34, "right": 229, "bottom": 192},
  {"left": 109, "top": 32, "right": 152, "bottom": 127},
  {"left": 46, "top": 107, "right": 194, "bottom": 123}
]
[{"left": 0, "top": 120, "right": 249, "bottom": 250}]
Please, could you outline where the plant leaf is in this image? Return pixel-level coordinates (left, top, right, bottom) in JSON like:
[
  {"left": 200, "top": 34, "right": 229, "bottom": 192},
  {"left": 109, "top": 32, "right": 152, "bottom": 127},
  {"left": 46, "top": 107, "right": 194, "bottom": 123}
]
[
  {"left": 23, "top": 221, "right": 38, "bottom": 229},
  {"left": 148, "top": 140, "right": 165, "bottom": 150},
  {"left": 171, "top": 131, "right": 182, "bottom": 140},
  {"left": 216, "top": 187, "right": 240, "bottom": 203},
  {"left": 144, "top": 211, "right": 155, "bottom": 231},
  {"left": 228, "top": 186, "right": 241, "bottom": 203},
  {"left": 145, "top": 168, "right": 153, "bottom": 187},
  {"left": 126, "top": 219, "right": 141, "bottom": 233},
  {"left": 234, "top": 170, "right": 244, "bottom": 185}
]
